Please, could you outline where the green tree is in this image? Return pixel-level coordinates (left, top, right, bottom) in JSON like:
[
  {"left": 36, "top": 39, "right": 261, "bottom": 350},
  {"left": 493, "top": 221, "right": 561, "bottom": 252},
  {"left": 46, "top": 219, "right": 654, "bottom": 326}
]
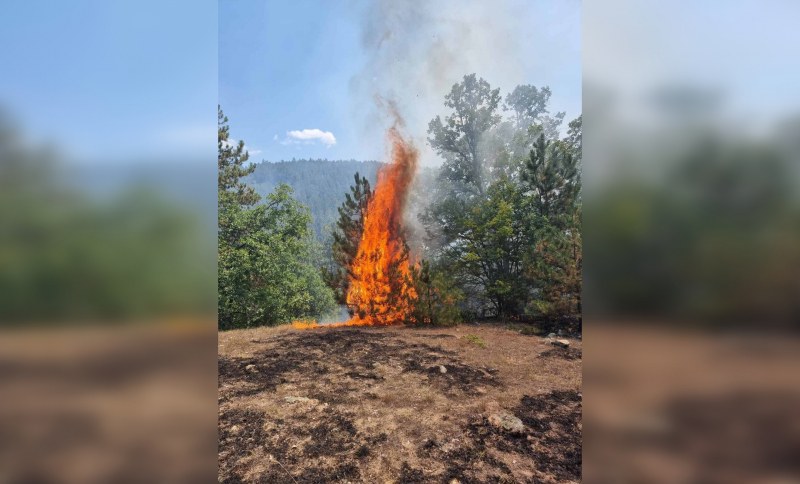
[
  {"left": 504, "top": 84, "right": 566, "bottom": 141},
  {"left": 323, "top": 172, "right": 373, "bottom": 303},
  {"left": 218, "top": 107, "right": 258, "bottom": 212},
  {"left": 410, "top": 259, "right": 463, "bottom": 326},
  {"left": 0, "top": 114, "right": 214, "bottom": 324},
  {"left": 504, "top": 84, "right": 553, "bottom": 127},
  {"left": 429, "top": 178, "right": 531, "bottom": 318},
  {"left": 523, "top": 133, "right": 580, "bottom": 224},
  {"left": 423, "top": 79, "right": 582, "bottom": 325},
  {"left": 565, "top": 115, "right": 582, "bottom": 160},
  {"left": 522, "top": 130, "right": 582, "bottom": 320},
  {"left": 427, "top": 74, "right": 502, "bottom": 195},
  {"left": 218, "top": 108, "right": 334, "bottom": 329}
]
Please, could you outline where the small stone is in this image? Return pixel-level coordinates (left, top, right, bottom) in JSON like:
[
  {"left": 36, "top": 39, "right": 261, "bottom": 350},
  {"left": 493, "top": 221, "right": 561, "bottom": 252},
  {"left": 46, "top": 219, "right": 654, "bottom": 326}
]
[
  {"left": 488, "top": 411, "right": 525, "bottom": 434},
  {"left": 547, "top": 333, "right": 557, "bottom": 339},
  {"left": 484, "top": 400, "right": 501, "bottom": 413},
  {"left": 284, "top": 396, "right": 318, "bottom": 405},
  {"left": 229, "top": 424, "right": 241, "bottom": 434},
  {"left": 245, "top": 364, "right": 258, "bottom": 373},
  {"left": 450, "top": 479, "right": 461, "bottom": 484},
  {"left": 439, "top": 365, "right": 447, "bottom": 374},
  {"left": 552, "top": 339, "right": 570, "bottom": 348}
]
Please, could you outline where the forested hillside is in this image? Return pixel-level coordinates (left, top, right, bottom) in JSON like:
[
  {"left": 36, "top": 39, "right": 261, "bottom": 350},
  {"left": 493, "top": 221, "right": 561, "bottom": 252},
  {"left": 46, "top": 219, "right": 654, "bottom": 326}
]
[{"left": 246, "top": 159, "right": 383, "bottom": 239}]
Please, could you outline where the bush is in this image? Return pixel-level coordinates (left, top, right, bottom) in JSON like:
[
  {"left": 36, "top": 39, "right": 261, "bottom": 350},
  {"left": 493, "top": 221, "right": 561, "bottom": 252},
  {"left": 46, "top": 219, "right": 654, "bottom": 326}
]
[
  {"left": 463, "top": 334, "right": 486, "bottom": 347},
  {"left": 410, "top": 260, "right": 464, "bottom": 326}
]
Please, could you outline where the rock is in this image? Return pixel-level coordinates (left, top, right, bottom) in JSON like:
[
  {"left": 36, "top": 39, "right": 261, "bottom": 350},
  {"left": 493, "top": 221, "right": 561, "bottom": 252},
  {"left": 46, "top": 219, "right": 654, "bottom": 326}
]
[
  {"left": 438, "top": 365, "right": 447, "bottom": 374},
  {"left": 488, "top": 411, "right": 525, "bottom": 434},
  {"left": 483, "top": 401, "right": 501, "bottom": 413},
  {"left": 552, "top": 339, "right": 570, "bottom": 348},
  {"left": 283, "top": 396, "right": 318, "bottom": 405},
  {"left": 245, "top": 364, "right": 258, "bottom": 373},
  {"left": 547, "top": 333, "right": 557, "bottom": 339}
]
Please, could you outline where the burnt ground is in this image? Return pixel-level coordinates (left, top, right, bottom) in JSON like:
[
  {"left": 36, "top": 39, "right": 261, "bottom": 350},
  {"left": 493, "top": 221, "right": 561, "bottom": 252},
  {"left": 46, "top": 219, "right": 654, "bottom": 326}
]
[{"left": 218, "top": 325, "right": 581, "bottom": 483}]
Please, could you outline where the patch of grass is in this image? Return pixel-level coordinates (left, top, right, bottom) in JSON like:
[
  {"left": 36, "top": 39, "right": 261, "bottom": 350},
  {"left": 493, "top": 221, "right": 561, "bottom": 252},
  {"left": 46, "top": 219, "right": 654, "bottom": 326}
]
[
  {"left": 505, "top": 323, "right": 543, "bottom": 336},
  {"left": 463, "top": 334, "right": 486, "bottom": 348},
  {"left": 519, "top": 326, "right": 543, "bottom": 336}
]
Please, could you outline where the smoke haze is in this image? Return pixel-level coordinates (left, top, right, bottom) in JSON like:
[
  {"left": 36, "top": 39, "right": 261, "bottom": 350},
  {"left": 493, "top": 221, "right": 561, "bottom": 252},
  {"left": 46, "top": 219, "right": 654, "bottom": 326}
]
[{"left": 349, "top": 0, "right": 581, "bottom": 166}]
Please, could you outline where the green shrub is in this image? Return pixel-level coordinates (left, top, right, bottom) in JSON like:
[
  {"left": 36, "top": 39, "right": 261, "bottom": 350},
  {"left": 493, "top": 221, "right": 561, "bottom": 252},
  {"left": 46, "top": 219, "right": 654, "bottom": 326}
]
[
  {"left": 463, "top": 334, "right": 486, "bottom": 348},
  {"left": 411, "top": 260, "right": 464, "bottom": 326}
]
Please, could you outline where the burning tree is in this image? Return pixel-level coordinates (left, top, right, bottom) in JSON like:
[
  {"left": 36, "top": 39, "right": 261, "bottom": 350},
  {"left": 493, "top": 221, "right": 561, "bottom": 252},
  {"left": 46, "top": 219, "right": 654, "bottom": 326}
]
[
  {"left": 344, "top": 127, "right": 419, "bottom": 326},
  {"left": 324, "top": 173, "right": 373, "bottom": 305}
]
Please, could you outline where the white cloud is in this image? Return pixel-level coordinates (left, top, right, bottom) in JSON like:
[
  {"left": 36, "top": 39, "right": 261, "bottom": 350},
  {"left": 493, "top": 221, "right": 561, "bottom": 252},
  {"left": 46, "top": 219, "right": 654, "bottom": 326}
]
[{"left": 283, "top": 128, "right": 336, "bottom": 147}]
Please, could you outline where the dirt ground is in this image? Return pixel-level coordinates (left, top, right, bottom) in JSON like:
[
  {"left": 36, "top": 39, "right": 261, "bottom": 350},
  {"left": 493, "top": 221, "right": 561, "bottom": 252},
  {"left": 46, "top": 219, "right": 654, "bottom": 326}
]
[
  {"left": 583, "top": 324, "right": 800, "bottom": 484},
  {"left": 218, "top": 324, "right": 582, "bottom": 483},
  {"left": 0, "top": 324, "right": 218, "bottom": 483}
]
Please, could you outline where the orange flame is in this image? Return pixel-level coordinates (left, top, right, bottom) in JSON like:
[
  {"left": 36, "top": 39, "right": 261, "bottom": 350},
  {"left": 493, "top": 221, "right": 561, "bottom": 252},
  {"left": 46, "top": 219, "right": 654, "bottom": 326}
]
[{"left": 344, "top": 127, "right": 419, "bottom": 326}]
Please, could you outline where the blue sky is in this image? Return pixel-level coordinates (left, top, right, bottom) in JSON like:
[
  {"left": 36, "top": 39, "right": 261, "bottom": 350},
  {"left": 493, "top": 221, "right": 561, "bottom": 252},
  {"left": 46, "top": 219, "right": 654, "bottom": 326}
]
[
  {"left": 0, "top": 1, "right": 217, "bottom": 162},
  {"left": 220, "top": 0, "right": 582, "bottom": 164},
  {"left": 220, "top": 1, "right": 367, "bottom": 161},
  {"left": 0, "top": 1, "right": 580, "bottom": 165}
]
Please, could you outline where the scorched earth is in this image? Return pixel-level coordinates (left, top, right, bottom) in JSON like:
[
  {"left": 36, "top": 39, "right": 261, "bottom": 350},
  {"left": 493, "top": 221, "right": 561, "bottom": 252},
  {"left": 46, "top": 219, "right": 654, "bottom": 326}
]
[{"left": 218, "top": 324, "right": 581, "bottom": 483}]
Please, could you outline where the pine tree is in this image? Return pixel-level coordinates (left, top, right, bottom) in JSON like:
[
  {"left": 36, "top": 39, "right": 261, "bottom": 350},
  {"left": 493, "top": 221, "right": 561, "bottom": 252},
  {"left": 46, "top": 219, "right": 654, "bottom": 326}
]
[
  {"left": 522, "top": 130, "right": 582, "bottom": 322},
  {"left": 523, "top": 133, "right": 579, "bottom": 224},
  {"left": 324, "top": 172, "right": 373, "bottom": 304},
  {"left": 217, "top": 107, "right": 335, "bottom": 328},
  {"left": 218, "top": 106, "right": 259, "bottom": 212}
]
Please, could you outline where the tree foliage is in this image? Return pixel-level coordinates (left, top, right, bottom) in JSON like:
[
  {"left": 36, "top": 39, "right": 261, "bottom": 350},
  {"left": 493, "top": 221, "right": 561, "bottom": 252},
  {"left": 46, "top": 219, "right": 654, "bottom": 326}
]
[
  {"left": 411, "top": 260, "right": 463, "bottom": 326},
  {"left": 423, "top": 75, "right": 582, "bottom": 326},
  {"left": 218, "top": 108, "right": 334, "bottom": 329},
  {"left": 324, "top": 172, "right": 373, "bottom": 304},
  {"left": 504, "top": 84, "right": 553, "bottom": 126},
  {"left": 522, "top": 128, "right": 582, "bottom": 320},
  {"left": 524, "top": 134, "right": 580, "bottom": 223},
  {"left": 246, "top": 159, "right": 382, "bottom": 240},
  {"left": 428, "top": 74, "right": 502, "bottom": 194}
]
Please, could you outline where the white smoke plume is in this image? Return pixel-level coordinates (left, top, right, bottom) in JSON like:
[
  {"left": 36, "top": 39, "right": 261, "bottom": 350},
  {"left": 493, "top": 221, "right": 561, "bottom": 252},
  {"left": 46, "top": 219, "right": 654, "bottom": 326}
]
[{"left": 349, "top": 0, "right": 580, "bottom": 167}]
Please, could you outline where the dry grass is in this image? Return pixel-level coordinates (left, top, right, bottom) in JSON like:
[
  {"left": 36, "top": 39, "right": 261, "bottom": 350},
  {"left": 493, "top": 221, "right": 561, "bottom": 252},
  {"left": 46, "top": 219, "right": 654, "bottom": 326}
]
[{"left": 219, "top": 323, "right": 582, "bottom": 483}]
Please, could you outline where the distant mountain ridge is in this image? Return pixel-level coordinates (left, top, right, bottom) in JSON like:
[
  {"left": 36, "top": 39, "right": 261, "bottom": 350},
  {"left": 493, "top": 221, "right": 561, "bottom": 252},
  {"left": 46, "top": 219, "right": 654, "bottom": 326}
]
[{"left": 246, "top": 159, "right": 384, "bottom": 240}]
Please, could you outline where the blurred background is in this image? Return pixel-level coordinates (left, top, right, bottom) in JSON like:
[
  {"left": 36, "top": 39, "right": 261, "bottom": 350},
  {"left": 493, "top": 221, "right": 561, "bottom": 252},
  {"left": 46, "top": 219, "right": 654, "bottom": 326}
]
[
  {"left": 583, "top": 0, "right": 800, "bottom": 482},
  {"left": 0, "top": 1, "right": 218, "bottom": 482},
  {"left": 2, "top": 0, "right": 799, "bottom": 482}
]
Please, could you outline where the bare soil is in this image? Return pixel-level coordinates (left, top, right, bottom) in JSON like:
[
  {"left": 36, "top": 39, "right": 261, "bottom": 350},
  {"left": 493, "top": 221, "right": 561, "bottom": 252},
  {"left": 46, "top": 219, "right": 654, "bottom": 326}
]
[{"left": 218, "top": 324, "right": 582, "bottom": 483}]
